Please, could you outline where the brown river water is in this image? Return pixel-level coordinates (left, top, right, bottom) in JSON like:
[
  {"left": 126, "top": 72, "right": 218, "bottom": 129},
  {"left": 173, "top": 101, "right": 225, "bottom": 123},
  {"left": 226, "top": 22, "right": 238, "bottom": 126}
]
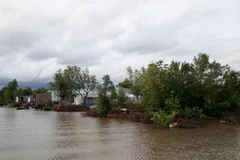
[{"left": 0, "top": 107, "right": 240, "bottom": 160}]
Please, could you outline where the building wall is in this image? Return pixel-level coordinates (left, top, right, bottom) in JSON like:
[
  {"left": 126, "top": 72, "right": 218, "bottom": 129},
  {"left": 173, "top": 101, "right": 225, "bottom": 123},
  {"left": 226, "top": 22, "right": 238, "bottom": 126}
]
[
  {"left": 36, "top": 92, "right": 51, "bottom": 105},
  {"left": 17, "top": 95, "right": 34, "bottom": 103},
  {"left": 73, "top": 95, "right": 96, "bottom": 106},
  {"left": 74, "top": 95, "right": 82, "bottom": 105},
  {"left": 49, "top": 91, "right": 60, "bottom": 102}
]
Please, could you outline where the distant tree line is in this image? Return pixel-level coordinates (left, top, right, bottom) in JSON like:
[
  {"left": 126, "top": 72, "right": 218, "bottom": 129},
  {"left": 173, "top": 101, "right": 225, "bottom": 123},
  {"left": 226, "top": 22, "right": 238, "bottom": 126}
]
[{"left": 0, "top": 79, "right": 48, "bottom": 104}]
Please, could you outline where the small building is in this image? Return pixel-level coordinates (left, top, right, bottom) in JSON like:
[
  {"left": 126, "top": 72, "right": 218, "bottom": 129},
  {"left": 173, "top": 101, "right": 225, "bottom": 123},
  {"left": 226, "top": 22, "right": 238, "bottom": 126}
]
[
  {"left": 16, "top": 95, "right": 34, "bottom": 103},
  {"left": 35, "top": 92, "right": 51, "bottom": 105},
  {"left": 73, "top": 90, "right": 98, "bottom": 106},
  {"left": 35, "top": 90, "right": 64, "bottom": 105}
]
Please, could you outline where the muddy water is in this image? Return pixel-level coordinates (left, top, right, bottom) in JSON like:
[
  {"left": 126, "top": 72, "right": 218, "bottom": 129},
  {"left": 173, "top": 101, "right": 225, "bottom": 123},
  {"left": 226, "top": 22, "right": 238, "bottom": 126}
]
[{"left": 0, "top": 107, "right": 240, "bottom": 160}]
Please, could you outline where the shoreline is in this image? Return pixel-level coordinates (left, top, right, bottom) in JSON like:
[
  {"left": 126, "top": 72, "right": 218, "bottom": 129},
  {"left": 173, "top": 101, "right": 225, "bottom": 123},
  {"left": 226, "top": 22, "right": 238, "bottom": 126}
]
[
  {"left": 1, "top": 106, "right": 239, "bottom": 129},
  {"left": 85, "top": 109, "right": 240, "bottom": 129}
]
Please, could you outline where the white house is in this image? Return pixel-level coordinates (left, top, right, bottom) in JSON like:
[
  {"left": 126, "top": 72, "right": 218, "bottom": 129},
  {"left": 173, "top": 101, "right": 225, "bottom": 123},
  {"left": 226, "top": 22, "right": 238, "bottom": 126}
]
[
  {"left": 73, "top": 90, "right": 98, "bottom": 105},
  {"left": 47, "top": 90, "right": 60, "bottom": 102}
]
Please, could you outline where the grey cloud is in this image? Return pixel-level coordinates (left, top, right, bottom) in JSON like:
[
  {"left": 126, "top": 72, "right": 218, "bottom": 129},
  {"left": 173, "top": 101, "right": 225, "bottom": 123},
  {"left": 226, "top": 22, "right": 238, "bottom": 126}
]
[
  {"left": 113, "top": 24, "right": 179, "bottom": 54},
  {"left": 56, "top": 48, "right": 102, "bottom": 67},
  {"left": 0, "top": 28, "right": 40, "bottom": 55},
  {"left": 0, "top": 0, "right": 239, "bottom": 85},
  {"left": 26, "top": 47, "right": 58, "bottom": 61}
]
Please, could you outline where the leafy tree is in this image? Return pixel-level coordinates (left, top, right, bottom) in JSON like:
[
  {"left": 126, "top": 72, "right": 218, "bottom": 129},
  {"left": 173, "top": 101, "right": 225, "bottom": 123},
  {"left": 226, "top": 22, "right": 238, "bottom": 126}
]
[
  {"left": 4, "top": 89, "right": 12, "bottom": 103},
  {"left": 18, "top": 87, "right": 33, "bottom": 96},
  {"left": 3, "top": 79, "right": 18, "bottom": 103},
  {"left": 0, "top": 87, "right": 7, "bottom": 103},
  {"left": 33, "top": 87, "right": 48, "bottom": 94},
  {"left": 117, "top": 87, "right": 129, "bottom": 107},
  {"left": 127, "top": 53, "right": 240, "bottom": 126},
  {"left": 63, "top": 66, "right": 97, "bottom": 106},
  {"left": 49, "top": 69, "right": 70, "bottom": 100},
  {"left": 96, "top": 75, "right": 115, "bottom": 116},
  {"left": 117, "top": 78, "right": 132, "bottom": 88},
  {"left": 126, "top": 66, "right": 145, "bottom": 102}
]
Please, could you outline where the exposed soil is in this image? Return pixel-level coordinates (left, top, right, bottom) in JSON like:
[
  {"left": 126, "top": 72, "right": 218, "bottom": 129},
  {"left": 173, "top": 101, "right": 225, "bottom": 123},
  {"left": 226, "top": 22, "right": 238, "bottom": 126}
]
[{"left": 85, "top": 109, "right": 240, "bottom": 129}]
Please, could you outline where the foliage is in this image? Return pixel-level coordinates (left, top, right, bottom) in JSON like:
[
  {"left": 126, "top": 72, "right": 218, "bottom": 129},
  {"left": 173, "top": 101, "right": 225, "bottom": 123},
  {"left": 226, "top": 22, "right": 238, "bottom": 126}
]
[
  {"left": 117, "top": 87, "right": 129, "bottom": 107},
  {"left": 150, "top": 110, "right": 176, "bottom": 127},
  {"left": 96, "top": 75, "right": 115, "bottom": 116},
  {"left": 0, "top": 87, "right": 6, "bottom": 103},
  {"left": 49, "top": 66, "right": 97, "bottom": 105},
  {"left": 18, "top": 87, "right": 33, "bottom": 96},
  {"left": 126, "top": 66, "right": 145, "bottom": 102},
  {"left": 49, "top": 69, "right": 70, "bottom": 100},
  {"left": 63, "top": 66, "right": 97, "bottom": 106},
  {"left": 47, "top": 101, "right": 54, "bottom": 108},
  {"left": 129, "top": 53, "right": 240, "bottom": 121},
  {"left": 33, "top": 87, "right": 48, "bottom": 94},
  {"left": 117, "top": 78, "right": 133, "bottom": 88},
  {"left": 179, "top": 107, "right": 205, "bottom": 119},
  {"left": 3, "top": 79, "right": 18, "bottom": 103}
]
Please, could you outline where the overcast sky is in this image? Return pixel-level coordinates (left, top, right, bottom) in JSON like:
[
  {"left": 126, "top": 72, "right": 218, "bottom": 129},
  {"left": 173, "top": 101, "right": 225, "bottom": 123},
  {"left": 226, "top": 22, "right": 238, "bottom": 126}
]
[{"left": 0, "top": 0, "right": 240, "bottom": 89}]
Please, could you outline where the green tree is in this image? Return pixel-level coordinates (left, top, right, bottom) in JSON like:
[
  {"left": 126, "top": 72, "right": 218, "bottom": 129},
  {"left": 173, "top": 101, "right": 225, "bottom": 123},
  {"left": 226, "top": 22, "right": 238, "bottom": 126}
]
[
  {"left": 117, "top": 78, "right": 133, "bottom": 88},
  {"left": 33, "top": 87, "right": 48, "bottom": 94},
  {"left": 19, "top": 87, "right": 33, "bottom": 96},
  {"left": 96, "top": 75, "right": 115, "bottom": 116},
  {"left": 126, "top": 66, "right": 145, "bottom": 102},
  {"left": 63, "top": 66, "right": 97, "bottom": 106},
  {"left": 0, "top": 87, "right": 7, "bottom": 103},
  {"left": 3, "top": 79, "right": 18, "bottom": 103},
  {"left": 49, "top": 69, "right": 70, "bottom": 100},
  {"left": 117, "top": 87, "right": 129, "bottom": 107}
]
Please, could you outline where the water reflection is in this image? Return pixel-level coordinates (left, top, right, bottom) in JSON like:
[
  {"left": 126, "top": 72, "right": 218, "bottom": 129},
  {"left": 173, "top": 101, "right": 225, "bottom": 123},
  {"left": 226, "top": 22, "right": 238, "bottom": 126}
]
[{"left": 0, "top": 107, "right": 240, "bottom": 160}]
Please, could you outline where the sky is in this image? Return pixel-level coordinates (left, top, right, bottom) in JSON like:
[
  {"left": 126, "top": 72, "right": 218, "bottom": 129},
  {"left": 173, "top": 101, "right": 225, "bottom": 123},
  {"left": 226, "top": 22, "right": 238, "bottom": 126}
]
[{"left": 0, "top": 0, "right": 240, "bottom": 89}]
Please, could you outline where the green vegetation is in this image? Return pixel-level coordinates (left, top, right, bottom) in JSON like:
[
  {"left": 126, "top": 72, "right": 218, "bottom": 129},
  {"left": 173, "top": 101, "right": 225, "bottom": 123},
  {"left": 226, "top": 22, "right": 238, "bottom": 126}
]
[
  {"left": 117, "top": 87, "right": 128, "bottom": 107},
  {"left": 120, "top": 53, "right": 240, "bottom": 126},
  {"left": 96, "top": 75, "right": 116, "bottom": 116},
  {"left": 50, "top": 66, "right": 97, "bottom": 106},
  {"left": 1, "top": 54, "right": 239, "bottom": 127},
  {"left": 0, "top": 79, "right": 48, "bottom": 104},
  {"left": 0, "top": 79, "right": 19, "bottom": 103}
]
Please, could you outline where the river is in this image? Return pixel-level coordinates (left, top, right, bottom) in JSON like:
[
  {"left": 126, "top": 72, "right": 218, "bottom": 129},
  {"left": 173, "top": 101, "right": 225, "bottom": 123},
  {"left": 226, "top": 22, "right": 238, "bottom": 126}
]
[{"left": 0, "top": 107, "right": 240, "bottom": 160}]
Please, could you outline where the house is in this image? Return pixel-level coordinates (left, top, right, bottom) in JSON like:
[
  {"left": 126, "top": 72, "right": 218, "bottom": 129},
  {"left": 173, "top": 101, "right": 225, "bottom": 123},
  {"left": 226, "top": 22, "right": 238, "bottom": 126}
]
[
  {"left": 73, "top": 90, "right": 98, "bottom": 106},
  {"left": 16, "top": 95, "right": 34, "bottom": 103},
  {"left": 35, "top": 87, "right": 138, "bottom": 106}
]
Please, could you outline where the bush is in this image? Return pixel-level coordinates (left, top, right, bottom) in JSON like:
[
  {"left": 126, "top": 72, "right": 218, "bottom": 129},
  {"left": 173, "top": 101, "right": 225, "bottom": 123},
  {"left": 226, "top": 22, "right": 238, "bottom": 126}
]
[
  {"left": 150, "top": 110, "right": 176, "bottom": 127},
  {"left": 179, "top": 107, "right": 205, "bottom": 118},
  {"left": 47, "top": 101, "right": 53, "bottom": 108},
  {"left": 96, "top": 95, "right": 112, "bottom": 116}
]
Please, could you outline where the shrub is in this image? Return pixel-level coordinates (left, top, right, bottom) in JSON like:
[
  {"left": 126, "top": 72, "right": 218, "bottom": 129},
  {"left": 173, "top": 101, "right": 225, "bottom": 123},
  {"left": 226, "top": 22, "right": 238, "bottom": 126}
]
[
  {"left": 179, "top": 107, "right": 205, "bottom": 118},
  {"left": 150, "top": 110, "right": 176, "bottom": 127}
]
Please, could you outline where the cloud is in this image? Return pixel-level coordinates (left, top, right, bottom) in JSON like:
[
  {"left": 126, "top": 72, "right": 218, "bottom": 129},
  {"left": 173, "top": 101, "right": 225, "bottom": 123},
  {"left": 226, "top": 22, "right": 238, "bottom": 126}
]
[
  {"left": 0, "top": 28, "right": 40, "bottom": 56},
  {"left": 0, "top": 0, "right": 239, "bottom": 89},
  {"left": 113, "top": 24, "right": 179, "bottom": 54}
]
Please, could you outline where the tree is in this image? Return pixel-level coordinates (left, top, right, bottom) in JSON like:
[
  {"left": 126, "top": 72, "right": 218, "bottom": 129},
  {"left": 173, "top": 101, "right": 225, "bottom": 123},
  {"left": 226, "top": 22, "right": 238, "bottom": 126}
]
[
  {"left": 33, "top": 87, "right": 48, "bottom": 94},
  {"left": 49, "top": 69, "right": 70, "bottom": 100},
  {"left": 117, "top": 78, "right": 132, "bottom": 88},
  {"left": 96, "top": 75, "right": 115, "bottom": 116},
  {"left": 19, "top": 87, "right": 33, "bottom": 96},
  {"left": 0, "top": 87, "right": 7, "bottom": 103},
  {"left": 126, "top": 66, "right": 145, "bottom": 102},
  {"left": 117, "top": 87, "right": 129, "bottom": 107},
  {"left": 4, "top": 79, "right": 18, "bottom": 103},
  {"left": 63, "top": 66, "right": 97, "bottom": 106}
]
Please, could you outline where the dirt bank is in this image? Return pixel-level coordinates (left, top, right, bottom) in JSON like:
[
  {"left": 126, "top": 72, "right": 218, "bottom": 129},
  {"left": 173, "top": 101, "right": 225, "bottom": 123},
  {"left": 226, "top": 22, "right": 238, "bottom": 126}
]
[{"left": 85, "top": 109, "right": 240, "bottom": 129}]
